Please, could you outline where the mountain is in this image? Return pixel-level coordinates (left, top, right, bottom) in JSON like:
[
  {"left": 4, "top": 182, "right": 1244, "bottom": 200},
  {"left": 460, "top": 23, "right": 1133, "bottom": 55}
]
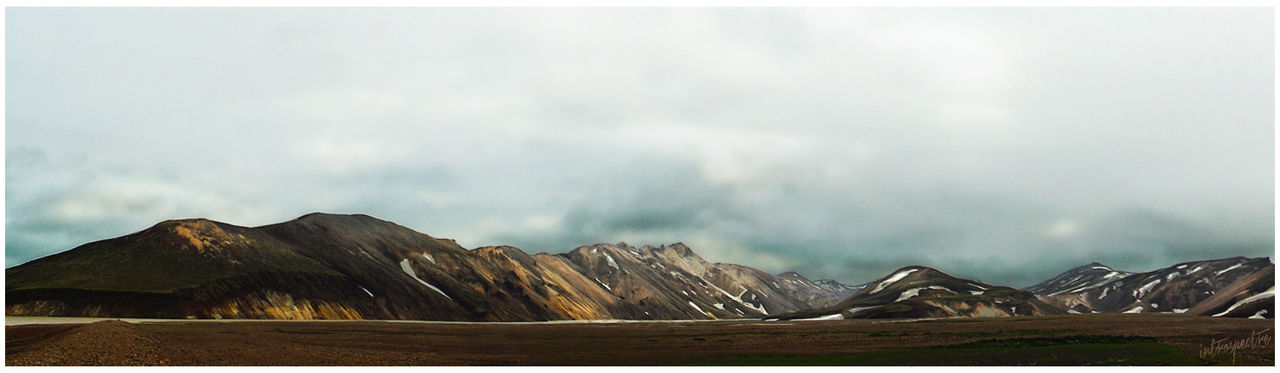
[
  {"left": 8, "top": 213, "right": 1272, "bottom": 321},
  {"left": 1032, "top": 257, "right": 1273, "bottom": 317},
  {"left": 772, "top": 272, "right": 860, "bottom": 308},
  {"left": 1023, "top": 263, "right": 1132, "bottom": 297},
  {"left": 1187, "top": 264, "right": 1274, "bottom": 318},
  {"left": 772, "top": 266, "right": 1067, "bottom": 320},
  {"left": 6, "top": 213, "right": 849, "bottom": 321},
  {"left": 814, "top": 279, "right": 863, "bottom": 299}
]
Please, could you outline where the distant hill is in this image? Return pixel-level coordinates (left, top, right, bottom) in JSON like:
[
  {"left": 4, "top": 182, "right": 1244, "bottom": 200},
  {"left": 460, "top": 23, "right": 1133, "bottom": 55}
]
[
  {"left": 772, "top": 266, "right": 1066, "bottom": 320},
  {"left": 1028, "top": 257, "right": 1273, "bottom": 318}
]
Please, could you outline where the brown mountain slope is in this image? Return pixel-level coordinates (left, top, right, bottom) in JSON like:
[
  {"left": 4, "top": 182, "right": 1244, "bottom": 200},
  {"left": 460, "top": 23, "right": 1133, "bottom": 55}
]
[
  {"left": 773, "top": 266, "right": 1067, "bottom": 320},
  {"left": 1035, "top": 257, "right": 1274, "bottom": 317},
  {"left": 1187, "top": 264, "right": 1274, "bottom": 318},
  {"left": 6, "top": 213, "right": 847, "bottom": 321}
]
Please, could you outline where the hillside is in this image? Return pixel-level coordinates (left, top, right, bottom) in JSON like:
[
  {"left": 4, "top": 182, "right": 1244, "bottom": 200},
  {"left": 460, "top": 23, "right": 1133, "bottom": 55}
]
[{"left": 6, "top": 213, "right": 850, "bottom": 321}]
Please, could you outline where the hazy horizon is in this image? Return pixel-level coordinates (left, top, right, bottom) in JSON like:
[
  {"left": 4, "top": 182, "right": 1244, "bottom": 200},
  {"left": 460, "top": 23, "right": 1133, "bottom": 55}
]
[{"left": 6, "top": 8, "right": 1274, "bottom": 287}]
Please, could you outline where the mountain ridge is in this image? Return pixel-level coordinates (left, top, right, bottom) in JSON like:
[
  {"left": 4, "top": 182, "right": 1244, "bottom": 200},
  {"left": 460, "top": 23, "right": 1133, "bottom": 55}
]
[
  {"left": 6, "top": 213, "right": 849, "bottom": 321},
  {"left": 6, "top": 213, "right": 1272, "bottom": 321}
]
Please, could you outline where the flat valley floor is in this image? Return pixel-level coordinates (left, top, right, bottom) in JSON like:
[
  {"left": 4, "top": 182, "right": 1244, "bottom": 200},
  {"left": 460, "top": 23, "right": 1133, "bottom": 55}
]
[{"left": 5, "top": 314, "right": 1273, "bottom": 366}]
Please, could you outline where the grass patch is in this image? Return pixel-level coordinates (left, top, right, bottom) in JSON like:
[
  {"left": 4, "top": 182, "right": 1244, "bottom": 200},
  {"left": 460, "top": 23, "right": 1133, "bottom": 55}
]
[{"left": 681, "top": 335, "right": 1201, "bottom": 366}]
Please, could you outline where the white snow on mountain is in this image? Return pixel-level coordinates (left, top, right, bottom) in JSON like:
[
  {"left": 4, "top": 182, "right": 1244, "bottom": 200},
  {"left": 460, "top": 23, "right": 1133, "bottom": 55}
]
[
  {"left": 793, "top": 313, "right": 844, "bottom": 321},
  {"left": 688, "top": 301, "right": 709, "bottom": 317},
  {"left": 1214, "top": 286, "right": 1275, "bottom": 317},
  {"left": 871, "top": 268, "right": 919, "bottom": 294},
  {"left": 604, "top": 252, "right": 619, "bottom": 270},
  {"left": 1215, "top": 263, "right": 1244, "bottom": 276},
  {"left": 399, "top": 259, "right": 453, "bottom": 301}
]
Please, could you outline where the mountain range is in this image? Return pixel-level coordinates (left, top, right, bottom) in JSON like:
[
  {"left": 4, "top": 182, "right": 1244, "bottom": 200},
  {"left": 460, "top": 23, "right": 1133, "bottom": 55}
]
[{"left": 6, "top": 213, "right": 1273, "bottom": 321}]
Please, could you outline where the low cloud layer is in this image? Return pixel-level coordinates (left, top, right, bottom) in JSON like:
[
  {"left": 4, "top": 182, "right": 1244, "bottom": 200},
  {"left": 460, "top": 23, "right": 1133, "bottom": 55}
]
[{"left": 7, "top": 8, "right": 1273, "bottom": 286}]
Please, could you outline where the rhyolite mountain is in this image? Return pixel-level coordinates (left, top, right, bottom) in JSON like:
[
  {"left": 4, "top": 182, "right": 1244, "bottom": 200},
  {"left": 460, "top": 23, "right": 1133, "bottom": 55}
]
[
  {"left": 772, "top": 266, "right": 1068, "bottom": 320},
  {"left": 1028, "top": 257, "right": 1273, "bottom": 318},
  {"left": 6, "top": 213, "right": 854, "bottom": 321},
  {"left": 1023, "top": 263, "right": 1133, "bottom": 297},
  {"left": 7, "top": 213, "right": 1272, "bottom": 321},
  {"left": 772, "top": 258, "right": 1274, "bottom": 321}
]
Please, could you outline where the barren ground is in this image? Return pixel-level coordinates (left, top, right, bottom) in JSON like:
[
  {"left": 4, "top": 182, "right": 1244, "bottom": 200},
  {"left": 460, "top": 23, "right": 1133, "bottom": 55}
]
[{"left": 5, "top": 314, "right": 1272, "bottom": 366}]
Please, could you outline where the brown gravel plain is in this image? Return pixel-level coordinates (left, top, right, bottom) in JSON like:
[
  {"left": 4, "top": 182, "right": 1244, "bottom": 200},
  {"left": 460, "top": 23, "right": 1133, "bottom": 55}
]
[{"left": 5, "top": 314, "right": 1273, "bottom": 366}]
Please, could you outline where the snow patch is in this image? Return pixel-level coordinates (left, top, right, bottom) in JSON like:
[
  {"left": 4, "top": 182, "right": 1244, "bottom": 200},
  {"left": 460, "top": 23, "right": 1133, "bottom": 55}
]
[
  {"left": 896, "top": 288, "right": 924, "bottom": 302},
  {"left": 1134, "top": 279, "right": 1161, "bottom": 298},
  {"left": 1173, "top": 308, "right": 1188, "bottom": 314},
  {"left": 688, "top": 301, "right": 710, "bottom": 317},
  {"left": 793, "top": 313, "right": 843, "bottom": 321},
  {"left": 1215, "top": 263, "right": 1244, "bottom": 276},
  {"left": 706, "top": 281, "right": 768, "bottom": 314},
  {"left": 604, "top": 253, "right": 619, "bottom": 269},
  {"left": 1123, "top": 306, "right": 1144, "bottom": 313},
  {"left": 1213, "top": 286, "right": 1275, "bottom": 317},
  {"left": 844, "top": 306, "right": 880, "bottom": 316},
  {"left": 895, "top": 286, "right": 950, "bottom": 302},
  {"left": 1067, "top": 309, "right": 1081, "bottom": 314},
  {"left": 399, "top": 259, "right": 453, "bottom": 301},
  {"left": 423, "top": 253, "right": 435, "bottom": 264},
  {"left": 714, "top": 303, "right": 725, "bottom": 310},
  {"left": 1250, "top": 310, "right": 1268, "bottom": 319},
  {"left": 359, "top": 286, "right": 374, "bottom": 298},
  {"left": 871, "top": 269, "right": 919, "bottom": 294}
]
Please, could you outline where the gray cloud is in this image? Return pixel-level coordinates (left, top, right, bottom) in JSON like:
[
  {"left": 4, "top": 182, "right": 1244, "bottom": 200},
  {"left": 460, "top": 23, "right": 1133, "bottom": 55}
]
[{"left": 6, "top": 8, "right": 1273, "bottom": 287}]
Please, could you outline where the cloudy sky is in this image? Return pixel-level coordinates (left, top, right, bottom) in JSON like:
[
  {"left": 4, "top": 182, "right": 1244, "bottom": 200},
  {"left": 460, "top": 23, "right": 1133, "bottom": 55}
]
[{"left": 6, "top": 8, "right": 1273, "bottom": 286}]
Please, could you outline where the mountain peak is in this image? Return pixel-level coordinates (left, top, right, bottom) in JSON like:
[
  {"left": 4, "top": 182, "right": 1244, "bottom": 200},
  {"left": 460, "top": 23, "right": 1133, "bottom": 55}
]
[
  {"left": 1079, "top": 262, "right": 1113, "bottom": 271},
  {"left": 150, "top": 217, "right": 221, "bottom": 229},
  {"left": 293, "top": 212, "right": 381, "bottom": 223},
  {"left": 891, "top": 265, "right": 942, "bottom": 276},
  {"left": 663, "top": 242, "right": 693, "bottom": 255},
  {"left": 274, "top": 212, "right": 417, "bottom": 233}
]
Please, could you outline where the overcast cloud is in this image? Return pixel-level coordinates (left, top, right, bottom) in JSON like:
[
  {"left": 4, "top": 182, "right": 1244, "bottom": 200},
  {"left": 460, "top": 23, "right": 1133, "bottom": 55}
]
[{"left": 6, "top": 8, "right": 1273, "bottom": 286}]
